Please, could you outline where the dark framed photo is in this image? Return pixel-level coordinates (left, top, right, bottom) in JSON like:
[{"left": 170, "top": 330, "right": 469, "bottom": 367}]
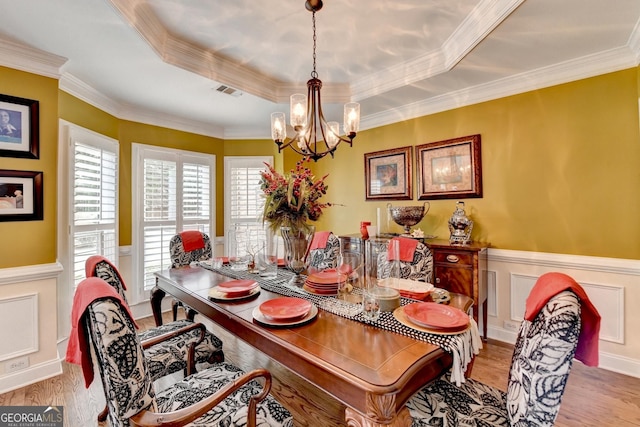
[
  {"left": 0, "top": 170, "right": 43, "bottom": 221},
  {"left": 416, "top": 134, "right": 482, "bottom": 200},
  {"left": 364, "top": 146, "right": 412, "bottom": 200},
  {"left": 0, "top": 94, "right": 39, "bottom": 159}
]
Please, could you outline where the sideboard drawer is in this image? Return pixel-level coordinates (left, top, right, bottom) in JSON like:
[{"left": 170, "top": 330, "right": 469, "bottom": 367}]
[{"left": 433, "top": 250, "right": 473, "bottom": 266}]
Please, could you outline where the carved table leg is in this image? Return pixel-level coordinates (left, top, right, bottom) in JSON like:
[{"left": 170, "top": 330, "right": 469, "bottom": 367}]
[
  {"left": 150, "top": 282, "right": 166, "bottom": 326},
  {"left": 345, "top": 393, "right": 412, "bottom": 427}
]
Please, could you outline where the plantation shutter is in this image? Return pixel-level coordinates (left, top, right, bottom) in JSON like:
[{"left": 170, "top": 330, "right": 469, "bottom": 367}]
[
  {"left": 71, "top": 141, "right": 118, "bottom": 287},
  {"left": 224, "top": 156, "right": 272, "bottom": 251},
  {"left": 133, "top": 145, "right": 215, "bottom": 301}
]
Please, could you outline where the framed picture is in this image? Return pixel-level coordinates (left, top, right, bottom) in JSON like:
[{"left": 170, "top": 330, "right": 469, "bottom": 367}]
[
  {"left": 0, "top": 94, "right": 39, "bottom": 159},
  {"left": 364, "top": 146, "right": 412, "bottom": 200},
  {"left": 416, "top": 134, "right": 482, "bottom": 200},
  {"left": 0, "top": 170, "right": 43, "bottom": 221}
]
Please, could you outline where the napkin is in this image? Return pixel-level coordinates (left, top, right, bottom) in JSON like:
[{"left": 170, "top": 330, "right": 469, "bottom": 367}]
[
  {"left": 387, "top": 237, "right": 419, "bottom": 262},
  {"left": 66, "top": 277, "right": 137, "bottom": 388},
  {"left": 310, "top": 231, "right": 332, "bottom": 251},
  {"left": 524, "top": 272, "right": 600, "bottom": 367},
  {"left": 181, "top": 230, "right": 205, "bottom": 252}
]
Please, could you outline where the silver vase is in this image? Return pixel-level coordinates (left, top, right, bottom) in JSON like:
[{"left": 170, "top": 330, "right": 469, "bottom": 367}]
[{"left": 281, "top": 225, "right": 315, "bottom": 287}]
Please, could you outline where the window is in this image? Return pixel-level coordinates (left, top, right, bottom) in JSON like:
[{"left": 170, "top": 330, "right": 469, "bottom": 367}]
[
  {"left": 223, "top": 156, "right": 272, "bottom": 253},
  {"left": 132, "top": 144, "right": 214, "bottom": 304},
  {"left": 58, "top": 121, "right": 118, "bottom": 337}
]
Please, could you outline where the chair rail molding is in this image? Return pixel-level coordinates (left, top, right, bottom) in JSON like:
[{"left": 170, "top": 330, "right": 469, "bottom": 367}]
[{"left": 0, "top": 262, "right": 63, "bottom": 286}]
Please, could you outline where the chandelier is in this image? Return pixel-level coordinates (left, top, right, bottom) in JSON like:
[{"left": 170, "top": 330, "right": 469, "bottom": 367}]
[{"left": 270, "top": 0, "right": 360, "bottom": 161}]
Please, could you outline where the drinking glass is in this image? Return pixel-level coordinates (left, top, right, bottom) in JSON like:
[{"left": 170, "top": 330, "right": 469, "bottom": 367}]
[
  {"left": 258, "top": 227, "right": 279, "bottom": 279},
  {"left": 228, "top": 225, "right": 250, "bottom": 271}
]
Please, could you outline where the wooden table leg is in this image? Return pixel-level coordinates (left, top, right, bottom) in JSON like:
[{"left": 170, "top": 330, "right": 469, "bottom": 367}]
[
  {"left": 150, "top": 282, "right": 166, "bottom": 326},
  {"left": 344, "top": 395, "right": 412, "bottom": 427}
]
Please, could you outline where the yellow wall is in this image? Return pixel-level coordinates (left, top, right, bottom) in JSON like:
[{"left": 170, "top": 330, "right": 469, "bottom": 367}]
[
  {"left": 1, "top": 66, "right": 639, "bottom": 267},
  {"left": 0, "top": 67, "right": 59, "bottom": 268},
  {"left": 312, "top": 68, "right": 640, "bottom": 260}
]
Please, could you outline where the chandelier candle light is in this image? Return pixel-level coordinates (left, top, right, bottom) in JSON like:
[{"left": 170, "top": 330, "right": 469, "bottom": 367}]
[{"left": 271, "top": 0, "right": 360, "bottom": 161}]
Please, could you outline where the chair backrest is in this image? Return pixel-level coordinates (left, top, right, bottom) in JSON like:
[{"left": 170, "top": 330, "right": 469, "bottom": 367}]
[
  {"left": 84, "top": 295, "right": 156, "bottom": 426},
  {"left": 86, "top": 255, "right": 128, "bottom": 304},
  {"left": 308, "top": 233, "right": 340, "bottom": 270},
  {"left": 377, "top": 240, "right": 433, "bottom": 283},
  {"left": 507, "top": 290, "right": 581, "bottom": 426},
  {"left": 169, "top": 232, "right": 213, "bottom": 268}
]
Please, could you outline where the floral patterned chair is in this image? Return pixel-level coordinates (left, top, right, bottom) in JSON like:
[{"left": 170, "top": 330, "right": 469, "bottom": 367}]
[
  {"left": 85, "top": 256, "right": 224, "bottom": 380},
  {"left": 81, "top": 289, "right": 293, "bottom": 427},
  {"left": 308, "top": 232, "right": 340, "bottom": 271},
  {"left": 376, "top": 238, "right": 434, "bottom": 283},
  {"left": 169, "top": 231, "right": 214, "bottom": 321},
  {"left": 406, "top": 289, "right": 582, "bottom": 426}
]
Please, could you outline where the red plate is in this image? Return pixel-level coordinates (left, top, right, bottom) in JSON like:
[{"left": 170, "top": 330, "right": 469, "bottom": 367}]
[
  {"left": 403, "top": 302, "right": 468, "bottom": 330},
  {"left": 217, "top": 279, "right": 258, "bottom": 297},
  {"left": 307, "top": 269, "right": 347, "bottom": 285},
  {"left": 259, "top": 297, "right": 313, "bottom": 320}
]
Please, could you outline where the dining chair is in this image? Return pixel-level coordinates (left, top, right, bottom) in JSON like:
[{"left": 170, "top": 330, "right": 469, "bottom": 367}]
[
  {"left": 406, "top": 272, "right": 595, "bottom": 426},
  {"left": 308, "top": 231, "right": 340, "bottom": 271},
  {"left": 169, "top": 231, "right": 213, "bottom": 321},
  {"left": 80, "top": 283, "right": 293, "bottom": 427},
  {"left": 377, "top": 237, "right": 433, "bottom": 283},
  {"left": 85, "top": 256, "right": 224, "bottom": 378}
]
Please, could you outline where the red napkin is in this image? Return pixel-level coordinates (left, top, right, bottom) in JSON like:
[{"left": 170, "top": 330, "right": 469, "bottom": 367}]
[
  {"left": 66, "top": 277, "right": 137, "bottom": 388},
  {"left": 85, "top": 255, "right": 126, "bottom": 290},
  {"left": 387, "top": 237, "right": 419, "bottom": 262},
  {"left": 310, "top": 231, "right": 332, "bottom": 251},
  {"left": 524, "top": 272, "right": 601, "bottom": 367},
  {"left": 181, "top": 230, "right": 205, "bottom": 252}
]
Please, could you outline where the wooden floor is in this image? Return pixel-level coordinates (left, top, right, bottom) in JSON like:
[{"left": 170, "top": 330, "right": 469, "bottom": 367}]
[{"left": 2, "top": 313, "right": 640, "bottom": 426}]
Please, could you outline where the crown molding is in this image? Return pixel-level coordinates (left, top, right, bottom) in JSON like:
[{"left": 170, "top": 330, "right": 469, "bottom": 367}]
[
  {"left": 0, "top": 34, "right": 66, "bottom": 78},
  {"left": 334, "top": 0, "right": 526, "bottom": 102},
  {"left": 59, "top": 73, "right": 122, "bottom": 117},
  {"left": 360, "top": 44, "right": 639, "bottom": 132}
]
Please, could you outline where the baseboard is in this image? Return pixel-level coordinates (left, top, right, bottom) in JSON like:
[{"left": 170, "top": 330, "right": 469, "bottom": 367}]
[
  {"left": 0, "top": 357, "right": 62, "bottom": 394},
  {"left": 488, "top": 326, "right": 640, "bottom": 379}
]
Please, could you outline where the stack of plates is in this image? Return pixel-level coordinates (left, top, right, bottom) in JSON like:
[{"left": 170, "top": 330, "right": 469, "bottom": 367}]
[
  {"left": 403, "top": 302, "right": 469, "bottom": 333},
  {"left": 304, "top": 269, "right": 347, "bottom": 295},
  {"left": 208, "top": 279, "right": 259, "bottom": 301},
  {"left": 378, "top": 278, "right": 434, "bottom": 300}
]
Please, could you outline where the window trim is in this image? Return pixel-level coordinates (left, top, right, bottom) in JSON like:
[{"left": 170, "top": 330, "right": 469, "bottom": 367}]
[{"left": 57, "top": 119, "right": 119, "bottom": 339}]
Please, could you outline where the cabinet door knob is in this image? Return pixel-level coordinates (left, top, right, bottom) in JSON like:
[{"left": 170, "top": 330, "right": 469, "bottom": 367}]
[
  {"left": 446, "top": 254, "right": 460, "bottom": 263},
  {"left": 435, "top": 278, "right": 440, "bottom": 284}
]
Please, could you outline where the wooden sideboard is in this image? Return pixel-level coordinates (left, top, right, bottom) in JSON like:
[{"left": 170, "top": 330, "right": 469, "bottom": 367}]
[{"left": 339, "top": 234, "right": 488, "bottom": 339}]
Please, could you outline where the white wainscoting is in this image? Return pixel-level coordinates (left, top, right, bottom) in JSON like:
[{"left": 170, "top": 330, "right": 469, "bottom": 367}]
[
  {"left": 485, "top": 248, "right": 640, "bottom": 378},
  {"left": 0, "top": 262, "right": 63, "bottom": 394},
  {"left": 0, "top": 293, "right": 38, "bottom": 362}
]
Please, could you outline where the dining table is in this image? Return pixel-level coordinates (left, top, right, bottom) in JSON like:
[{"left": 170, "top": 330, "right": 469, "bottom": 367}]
[{"left": 151, "top": 263, "right": 479, "bottom": 427}]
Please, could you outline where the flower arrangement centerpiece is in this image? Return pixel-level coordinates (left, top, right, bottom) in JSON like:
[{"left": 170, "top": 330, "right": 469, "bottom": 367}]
[{"left": 259, "top": 158, "right": 331, "bottom": 235}]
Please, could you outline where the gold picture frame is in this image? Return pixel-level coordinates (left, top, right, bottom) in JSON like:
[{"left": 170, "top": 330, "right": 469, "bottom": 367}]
[
  {"left": 416, "top": 134, "right": 482, "bottom": 200},
  {"left": 364, "top": 146, "right": 412, "bottom": 201}
]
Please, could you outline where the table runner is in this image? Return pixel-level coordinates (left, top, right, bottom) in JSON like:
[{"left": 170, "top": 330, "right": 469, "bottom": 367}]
[{"left": 200, "top": 263, "right": 481, "bottom": 385}]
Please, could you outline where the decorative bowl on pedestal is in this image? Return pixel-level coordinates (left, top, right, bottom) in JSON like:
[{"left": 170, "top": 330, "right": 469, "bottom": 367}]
[{"left": 387, "top": 202, "right": 430, "bottom": 235}]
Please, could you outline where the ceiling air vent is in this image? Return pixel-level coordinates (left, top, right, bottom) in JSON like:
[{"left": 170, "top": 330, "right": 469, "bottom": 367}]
[{"left": 215, "top": 85, "right": 242, "bottom": 97}]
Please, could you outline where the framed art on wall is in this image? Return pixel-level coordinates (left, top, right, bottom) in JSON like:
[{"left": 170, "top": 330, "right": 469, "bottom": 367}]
[
  {"left": 416, "top": 134, "right": 482, "bottom": 200},
  {"left": 0, "top": 94, "right": 40, "bottom": 159},
  {"left": 364, "top": 146, "right": 412, "bottom": 200},
  {"left": 0, "top": 170, "right": 43, "bottom": 221}
]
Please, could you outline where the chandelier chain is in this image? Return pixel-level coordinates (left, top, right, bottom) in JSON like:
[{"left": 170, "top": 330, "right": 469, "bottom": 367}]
[{"left": 311, "top": 11, "right": 318, "bottom": 78}]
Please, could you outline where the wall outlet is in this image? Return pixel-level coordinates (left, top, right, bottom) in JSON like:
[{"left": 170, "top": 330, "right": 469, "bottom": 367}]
[
  {"left": 503, "top": 320, "right": 520, "bottom": 332},
  {"left": 5, "top": 356, "right": 29, "bottom": 373}
]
